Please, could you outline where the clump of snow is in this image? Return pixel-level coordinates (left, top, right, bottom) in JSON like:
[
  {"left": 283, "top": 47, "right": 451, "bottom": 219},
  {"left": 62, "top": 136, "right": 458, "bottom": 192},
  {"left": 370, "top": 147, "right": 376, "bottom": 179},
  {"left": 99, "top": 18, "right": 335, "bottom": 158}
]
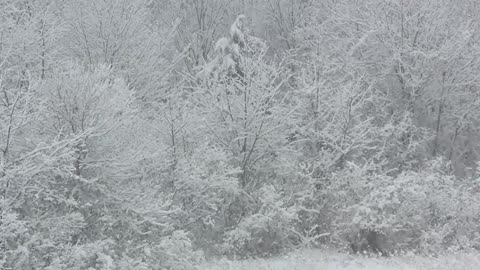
[
  {"left": 200, "top": 249, "right": 480, "bottom": 270},
  {"left": 230, "top": 15, "right": 246, "bottom": 48},
  {"left": 215, "top": 37, "right": 230, "bottom": 55}
]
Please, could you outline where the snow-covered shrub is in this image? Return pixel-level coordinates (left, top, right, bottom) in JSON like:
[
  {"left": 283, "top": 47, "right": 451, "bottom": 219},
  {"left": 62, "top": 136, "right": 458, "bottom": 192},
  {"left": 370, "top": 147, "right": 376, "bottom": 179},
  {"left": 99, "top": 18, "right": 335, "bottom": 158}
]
[
  {"left": 43, "top": 231, "right": 203, "bottom": 270},
  {"left": 146, "top": 230, "right": 204, "bottom": 270},
  {"left": 44, "top": 240, "right": 116, "bottom": 270},
  {"left": 287, "top": 166, "right": 336, "bottom": 249},
  {"left": 0, "top": 213, "right": 30, "bottom": 268},
  {"left": 172, "top": 144, "right": 241, "bottom": 252},
  {"left": 334, "top": 158, "right": 480, "bottom": 254},
  {"left": 223, "top": 185, "right": 299, "bottom": 257}
]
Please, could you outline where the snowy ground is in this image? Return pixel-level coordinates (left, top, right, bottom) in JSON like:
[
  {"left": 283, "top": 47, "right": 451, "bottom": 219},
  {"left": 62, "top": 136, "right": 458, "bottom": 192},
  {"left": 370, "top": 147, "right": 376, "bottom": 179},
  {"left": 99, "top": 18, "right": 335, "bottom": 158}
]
[{"left": 200, "top": 249, "right": 480, "bottom": 270}]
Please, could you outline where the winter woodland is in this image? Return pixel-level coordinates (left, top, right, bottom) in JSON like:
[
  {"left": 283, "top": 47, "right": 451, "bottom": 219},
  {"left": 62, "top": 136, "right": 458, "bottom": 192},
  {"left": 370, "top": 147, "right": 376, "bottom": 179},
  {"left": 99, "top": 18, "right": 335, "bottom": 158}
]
[{"left": 1, "top": 0, "right": 480, "bottom": 269}]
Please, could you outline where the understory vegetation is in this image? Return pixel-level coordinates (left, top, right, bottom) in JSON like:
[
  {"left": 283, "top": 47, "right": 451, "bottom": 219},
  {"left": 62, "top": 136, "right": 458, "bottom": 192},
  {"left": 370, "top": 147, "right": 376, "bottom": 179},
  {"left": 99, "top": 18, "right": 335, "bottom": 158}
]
[{"left": 1, "top": 0, "right": 480, "bottom": 269}]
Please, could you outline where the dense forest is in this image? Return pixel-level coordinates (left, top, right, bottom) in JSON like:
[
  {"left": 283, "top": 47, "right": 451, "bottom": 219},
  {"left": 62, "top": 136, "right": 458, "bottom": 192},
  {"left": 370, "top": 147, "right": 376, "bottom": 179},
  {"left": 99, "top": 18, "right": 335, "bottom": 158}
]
[{"left": 1, "top": 0, "right": 480, "bottom": 269}]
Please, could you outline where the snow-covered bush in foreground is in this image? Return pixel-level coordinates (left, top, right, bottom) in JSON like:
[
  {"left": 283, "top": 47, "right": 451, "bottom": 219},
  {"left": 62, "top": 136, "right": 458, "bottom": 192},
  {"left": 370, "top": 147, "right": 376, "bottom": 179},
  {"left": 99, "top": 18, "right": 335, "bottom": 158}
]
[
  {"left": 332, "top": 158, "right": 480, "bottom": 254},
  {"left": 200, "top": 249, "right": 480, "bottom": 270},
  {"left": 138, "top": 230, "right": 204, "bottom": 270},
  {"left": 223, "top": 185, "right": 299, "bottom": 258},
  {"left": 42, "top": 231, "right": 203, "bottom": 270}
]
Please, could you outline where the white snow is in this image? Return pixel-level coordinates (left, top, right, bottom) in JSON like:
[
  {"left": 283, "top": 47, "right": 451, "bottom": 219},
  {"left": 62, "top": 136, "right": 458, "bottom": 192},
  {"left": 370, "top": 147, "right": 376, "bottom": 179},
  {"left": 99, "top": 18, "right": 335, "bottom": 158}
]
[
  {"left": 215, "top": 37, "right": 230, "bottom": 55},
  {"left": 200, "top": 249, "right": 480, "bottom": 270}
]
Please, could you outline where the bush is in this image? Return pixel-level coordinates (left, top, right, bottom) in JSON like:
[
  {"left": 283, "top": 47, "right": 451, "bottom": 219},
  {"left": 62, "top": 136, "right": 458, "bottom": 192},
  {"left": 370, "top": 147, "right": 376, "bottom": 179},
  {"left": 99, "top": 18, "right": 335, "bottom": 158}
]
[
  {"left": 143, "top": 230, "right": 204, "bottom": 270},
  {"left": 223, "top": 185, "right": 299, "bottom": 257},
  {"left": 335, "top": 158, "right": 480, "bottom": 254}
]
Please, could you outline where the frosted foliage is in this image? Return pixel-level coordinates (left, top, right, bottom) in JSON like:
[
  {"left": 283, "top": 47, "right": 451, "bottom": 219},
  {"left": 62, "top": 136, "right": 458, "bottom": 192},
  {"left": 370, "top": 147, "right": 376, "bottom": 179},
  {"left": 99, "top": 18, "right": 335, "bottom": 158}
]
[
  {"left": 333, "top": 158, "right": 480, "bottom": 253},
  {"left": 43, "top": 63, "right": 133, "bottom": 134},
  {"left": 2, "top": 1, "right": 480, "bottom": 269},
  {"left": 223, "top": 185, "right": 299, "bottom": 257},
  {"left": 174, "top": 145, "right": 241, "bottom": 225}
]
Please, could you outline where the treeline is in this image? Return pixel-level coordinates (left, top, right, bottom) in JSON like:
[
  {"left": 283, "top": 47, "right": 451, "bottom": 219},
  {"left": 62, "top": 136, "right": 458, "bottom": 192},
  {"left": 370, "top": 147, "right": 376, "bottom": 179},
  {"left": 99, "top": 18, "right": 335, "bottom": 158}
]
[{"left": 1, "top": 0, "right": 480, "bottom": 269}]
